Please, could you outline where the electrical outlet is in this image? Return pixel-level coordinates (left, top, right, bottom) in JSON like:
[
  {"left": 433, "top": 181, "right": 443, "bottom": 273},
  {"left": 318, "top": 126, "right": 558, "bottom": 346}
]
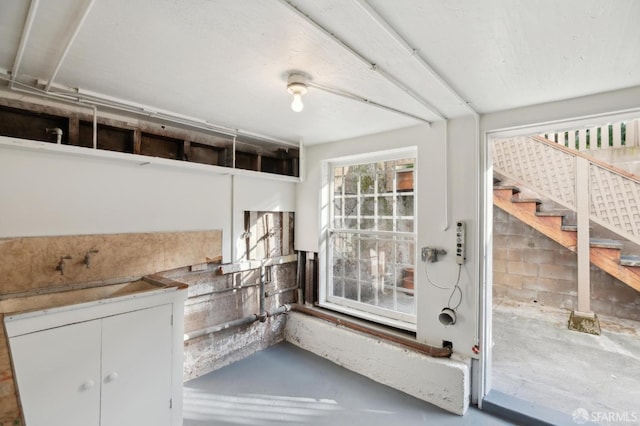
[
  {"left": 421, "top": 247, "right": 429, "bottom": 262},
  {"left": 456, "top": 221, "right": 466, "bottom": 264}
]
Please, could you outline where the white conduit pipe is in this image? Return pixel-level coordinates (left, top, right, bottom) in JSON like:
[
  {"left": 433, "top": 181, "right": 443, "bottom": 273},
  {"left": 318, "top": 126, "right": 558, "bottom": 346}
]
[
  {"left": 277, "top": 0, "right": 445, "bottom": 121},
  {"left": 45, "top": 0, "right": 97, "bottom": 92},
  {"left": 92, "top": 104, "right": 97, "bottom": 149},
  {"left": 307, "top": 81, "right": 431, "bottom": 125},
  {"left": 4, "top": 77, "right": 298, "bottom": 148},
  {"left": 353, "top": 0, "right": 477, "bottom": 118},
  {"left": 10, "top": 0, "right": 40, "bottom": 89},
  {"left": 353, "top": 0, "right": 483, "bottom": 346},
  {"left": 183, "top": 304, "right": 291, "bottom": 342}
]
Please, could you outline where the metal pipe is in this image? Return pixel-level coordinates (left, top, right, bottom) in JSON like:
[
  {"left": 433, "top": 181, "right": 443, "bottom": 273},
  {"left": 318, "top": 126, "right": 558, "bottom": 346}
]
[
  {"left": 10, "top": 0, "right": 40, "bottom": 89},
  {"left": 443, "top": 120, "right": 449, "bottom": 231},
  {"left": 184, "top": 314, "right": 258, "bottom": 341},
  {"left": 267, "top": 304, "right": 291, "bottom": 317},
  {"left": 277, "top": 0, "right": 445, "bottom": 121},
  {"left": 183, "top": 304, "right": 291, "bottom": 342},
  {"left": 290, "top": 304, "right": 452, "bottom": 358},
  {"left": 93, "top": 104, "right": 97, "bottom": 149},
  {"left": 258, "top": 266, "right": 267, "bottom": 322},
  {"left": 190, "top": 283, "right": 261, "bottom": 300},
  {"left": 45, "top": 0, "right": 97, "bottom": 92},
  {"left": 265, "top": 285, "right": 298, "bottom": 298},
  {"left": 4, "top": 76, "right": 299, "bottom": 149},
  {"left": 307, "top": 81, "right": 431, "bottom": 125}
]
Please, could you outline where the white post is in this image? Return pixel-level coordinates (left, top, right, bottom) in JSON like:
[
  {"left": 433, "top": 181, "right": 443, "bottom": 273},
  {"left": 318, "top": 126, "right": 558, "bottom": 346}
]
[{"left": 575, "top": 156, "right": 592, "bottom": 315}]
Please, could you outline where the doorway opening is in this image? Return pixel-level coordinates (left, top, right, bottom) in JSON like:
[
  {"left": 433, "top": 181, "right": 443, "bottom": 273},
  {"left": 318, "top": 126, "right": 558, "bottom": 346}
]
[{"left": 482, "top": 115, "right": 640, "bottom": 424}]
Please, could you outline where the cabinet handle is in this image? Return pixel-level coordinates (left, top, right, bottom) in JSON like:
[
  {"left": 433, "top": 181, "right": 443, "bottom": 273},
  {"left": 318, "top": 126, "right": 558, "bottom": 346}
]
[
  {"left": 80, "top": 379, "right": 95, "bottom": 391},
  {"left": 105, "top": 372, "right": 119, "bottom": 383}
]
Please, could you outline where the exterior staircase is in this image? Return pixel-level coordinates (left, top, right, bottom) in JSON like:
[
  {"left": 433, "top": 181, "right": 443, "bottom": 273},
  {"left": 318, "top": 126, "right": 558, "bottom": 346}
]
[{"left": 494, "top": 176, "right": 640, "bottom": 294}]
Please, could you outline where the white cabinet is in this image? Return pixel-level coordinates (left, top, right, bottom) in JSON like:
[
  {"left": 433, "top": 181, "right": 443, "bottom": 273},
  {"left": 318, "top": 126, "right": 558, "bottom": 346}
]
[
  {"left": 101, "top": 305, "right": 173, "bottom": 426},
  {"left": 10, "top": 319, "right": 102, "bottom": 426},
  {"left": 5, "top": 285, "right": 186, "bottom": 426}
]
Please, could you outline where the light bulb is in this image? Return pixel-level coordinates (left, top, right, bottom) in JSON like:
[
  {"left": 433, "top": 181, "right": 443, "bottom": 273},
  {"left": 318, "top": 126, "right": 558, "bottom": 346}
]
[{"left": 291, "top": 93, "right": 304, "bottom": 112}]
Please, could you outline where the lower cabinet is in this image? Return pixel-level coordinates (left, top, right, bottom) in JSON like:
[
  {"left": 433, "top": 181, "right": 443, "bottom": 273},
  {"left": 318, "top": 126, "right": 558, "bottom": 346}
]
[{"left": 9, "top": 304, "right": 174, "bottom": 426}]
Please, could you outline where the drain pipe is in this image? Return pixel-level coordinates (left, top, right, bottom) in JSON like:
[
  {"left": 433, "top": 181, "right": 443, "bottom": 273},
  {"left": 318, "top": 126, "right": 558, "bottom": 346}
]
[
  {"left": 183, "top": 304, "right": 291, "bottom": 342},
  {"left": 265, "top": 284, "right": 299, "bottom": 298},
  {"left": 258, "top": 265, "right": 269, "bottom": 322},
  {"left": 46, "top": 127, "right": 63, "bottom": 144}
]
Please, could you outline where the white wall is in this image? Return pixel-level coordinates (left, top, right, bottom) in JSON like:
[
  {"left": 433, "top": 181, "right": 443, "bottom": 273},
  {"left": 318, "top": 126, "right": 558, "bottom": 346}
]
[
  {"left": 295, "top": 85, "right": 640, "bottom": 359},
  {"left": 233, "top": 174, "right": 297, "bottom": 262},
  {"left": 295, "top": 118, "right": 480, "bottom": 356},
  {"left": 482, "top": 85, "right": 640, "bottom": 135},
  {"left": 0, "top": 137, "right": 297, "bottom": 264}
]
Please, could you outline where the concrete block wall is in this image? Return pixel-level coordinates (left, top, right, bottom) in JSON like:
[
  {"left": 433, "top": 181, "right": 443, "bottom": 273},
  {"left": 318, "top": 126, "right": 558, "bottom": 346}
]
[{"left": 493, "top": 207, "right": 640, "bottom": 321}]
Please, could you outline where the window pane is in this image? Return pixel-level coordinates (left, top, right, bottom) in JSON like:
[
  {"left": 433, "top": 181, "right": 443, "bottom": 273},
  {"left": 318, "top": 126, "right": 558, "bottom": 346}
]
[
  {"left": 378, "top": 196, "right": 393, "bottom": 217},
  {"left": 360, "top": 218, "right": 375, "bottom": 231},
  {"left": 359, "top": 164, "right": 376, "bottom": 194},
  {"left": 378, "top": 219, "right": 393, "bottom": 231},
  {"left": 397, "top": 219, "right": 414, "bottom": 233},
  {"left": 361, "top": 196, "right": 374, "bottom": 216},
  {"left": 343, "top": 198, "right": 357, "bottom": 219},
  {"left": 344, "top": 170, "right": 358, "bottom": 195},
  {"left": 398, "top": 195, "right": 413, "bottom": 216},
  {"left": 327, "top": 154, "right": 416, "bottom": 327},
  {"left": 333, "top": 167, "right": 344, "bottom": 195}
]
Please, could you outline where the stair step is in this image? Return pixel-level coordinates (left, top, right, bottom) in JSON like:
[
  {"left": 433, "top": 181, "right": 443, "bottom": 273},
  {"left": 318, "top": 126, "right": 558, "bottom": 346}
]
[
  {"left": 494, "top": 185, "right": 520, "bottom": 194},
  {"left": 511, "top": 198, "right": 541, "bottom": 205},
  {"left": 620, "top": 255, "right": 640, "bottom": 267},
  {"left": 561, "top": 225, "right": 577, "bottom": 232},
  {"left": 536, "top": 210, "right": 567, "bottom": 217},
  {"left": 589, "top": 238, "right": 623, "bottom": 250}
]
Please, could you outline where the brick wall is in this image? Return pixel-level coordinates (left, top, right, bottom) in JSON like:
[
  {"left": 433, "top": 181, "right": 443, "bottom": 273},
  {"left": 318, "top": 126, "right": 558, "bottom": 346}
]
[{"left": 493, "top": 207, "right": 640, "bottom": 321}]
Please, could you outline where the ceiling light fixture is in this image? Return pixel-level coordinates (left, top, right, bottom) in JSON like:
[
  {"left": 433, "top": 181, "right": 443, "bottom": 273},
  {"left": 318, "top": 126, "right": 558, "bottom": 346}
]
[{"left": 287, "top": 73, "right": 307, "bottom": 112}]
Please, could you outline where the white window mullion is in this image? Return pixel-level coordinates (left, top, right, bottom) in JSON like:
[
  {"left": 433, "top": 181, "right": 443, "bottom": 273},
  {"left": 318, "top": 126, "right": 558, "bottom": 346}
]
[{"left": 324, "top": 151, "right": 417, "bottom": 328}]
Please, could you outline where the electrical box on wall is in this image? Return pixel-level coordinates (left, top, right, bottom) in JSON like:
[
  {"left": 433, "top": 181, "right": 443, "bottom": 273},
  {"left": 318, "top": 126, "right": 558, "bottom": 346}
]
[{"left": 455, "top": 221, "right": 466, "bottom": 264}]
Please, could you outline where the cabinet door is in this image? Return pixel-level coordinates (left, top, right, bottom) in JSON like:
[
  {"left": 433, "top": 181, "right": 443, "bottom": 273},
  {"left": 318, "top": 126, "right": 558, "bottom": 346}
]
[
  {"left": 100, "top": 304, "right": 173, "bottom": 426},
  {"left": 9, "top": 320, "right": 102, "bottom": 426}
]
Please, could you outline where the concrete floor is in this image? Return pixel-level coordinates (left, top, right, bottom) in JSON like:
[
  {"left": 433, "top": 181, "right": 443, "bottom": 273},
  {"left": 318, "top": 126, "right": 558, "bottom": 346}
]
[
  {"left": 183, "top": 342, "right": 511, "bottom": 426},
  {"left": 492, "top": 298, "right": 640, "bottom": 424}
]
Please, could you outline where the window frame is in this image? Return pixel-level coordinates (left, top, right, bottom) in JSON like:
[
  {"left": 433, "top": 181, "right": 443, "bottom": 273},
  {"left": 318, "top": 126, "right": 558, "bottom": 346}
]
[{"left": 319, "top": 147, "right": 418, "bottom": 331}]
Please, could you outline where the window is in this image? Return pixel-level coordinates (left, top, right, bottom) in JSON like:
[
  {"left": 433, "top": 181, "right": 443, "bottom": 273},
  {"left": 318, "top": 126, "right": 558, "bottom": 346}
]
[{"left": 321, "top": 149, "right": 416, "bottom": 330}]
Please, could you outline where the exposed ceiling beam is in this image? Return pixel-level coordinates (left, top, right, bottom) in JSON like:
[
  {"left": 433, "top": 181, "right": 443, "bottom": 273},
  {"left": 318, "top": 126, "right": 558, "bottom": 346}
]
[
  {"left": 10, "top": 0, "right": 40, "bottom": 88},
  {"left": 44, "top": 0, "right": 96, "bottom": 92},
  {"left": 277, "top": 0, "right": 446, "bottom": 121},
  {"left": 353, "top": 0, "right": 478, "bottom": 117}
]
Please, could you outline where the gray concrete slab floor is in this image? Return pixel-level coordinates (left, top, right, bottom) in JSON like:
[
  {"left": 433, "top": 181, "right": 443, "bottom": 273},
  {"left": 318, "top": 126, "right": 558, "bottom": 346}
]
[
  {"left": 493, "top": 298, "right": 640, "bottom": 425},
  {"left": 183, "top": 342, "right": 512, "bottom": 426}
]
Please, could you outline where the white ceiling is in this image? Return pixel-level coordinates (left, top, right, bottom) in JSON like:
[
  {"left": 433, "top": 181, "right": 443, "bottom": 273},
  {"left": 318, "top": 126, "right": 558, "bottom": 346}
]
[{"left": 1, "top": 0, "right": 639, "bottom": 145}]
